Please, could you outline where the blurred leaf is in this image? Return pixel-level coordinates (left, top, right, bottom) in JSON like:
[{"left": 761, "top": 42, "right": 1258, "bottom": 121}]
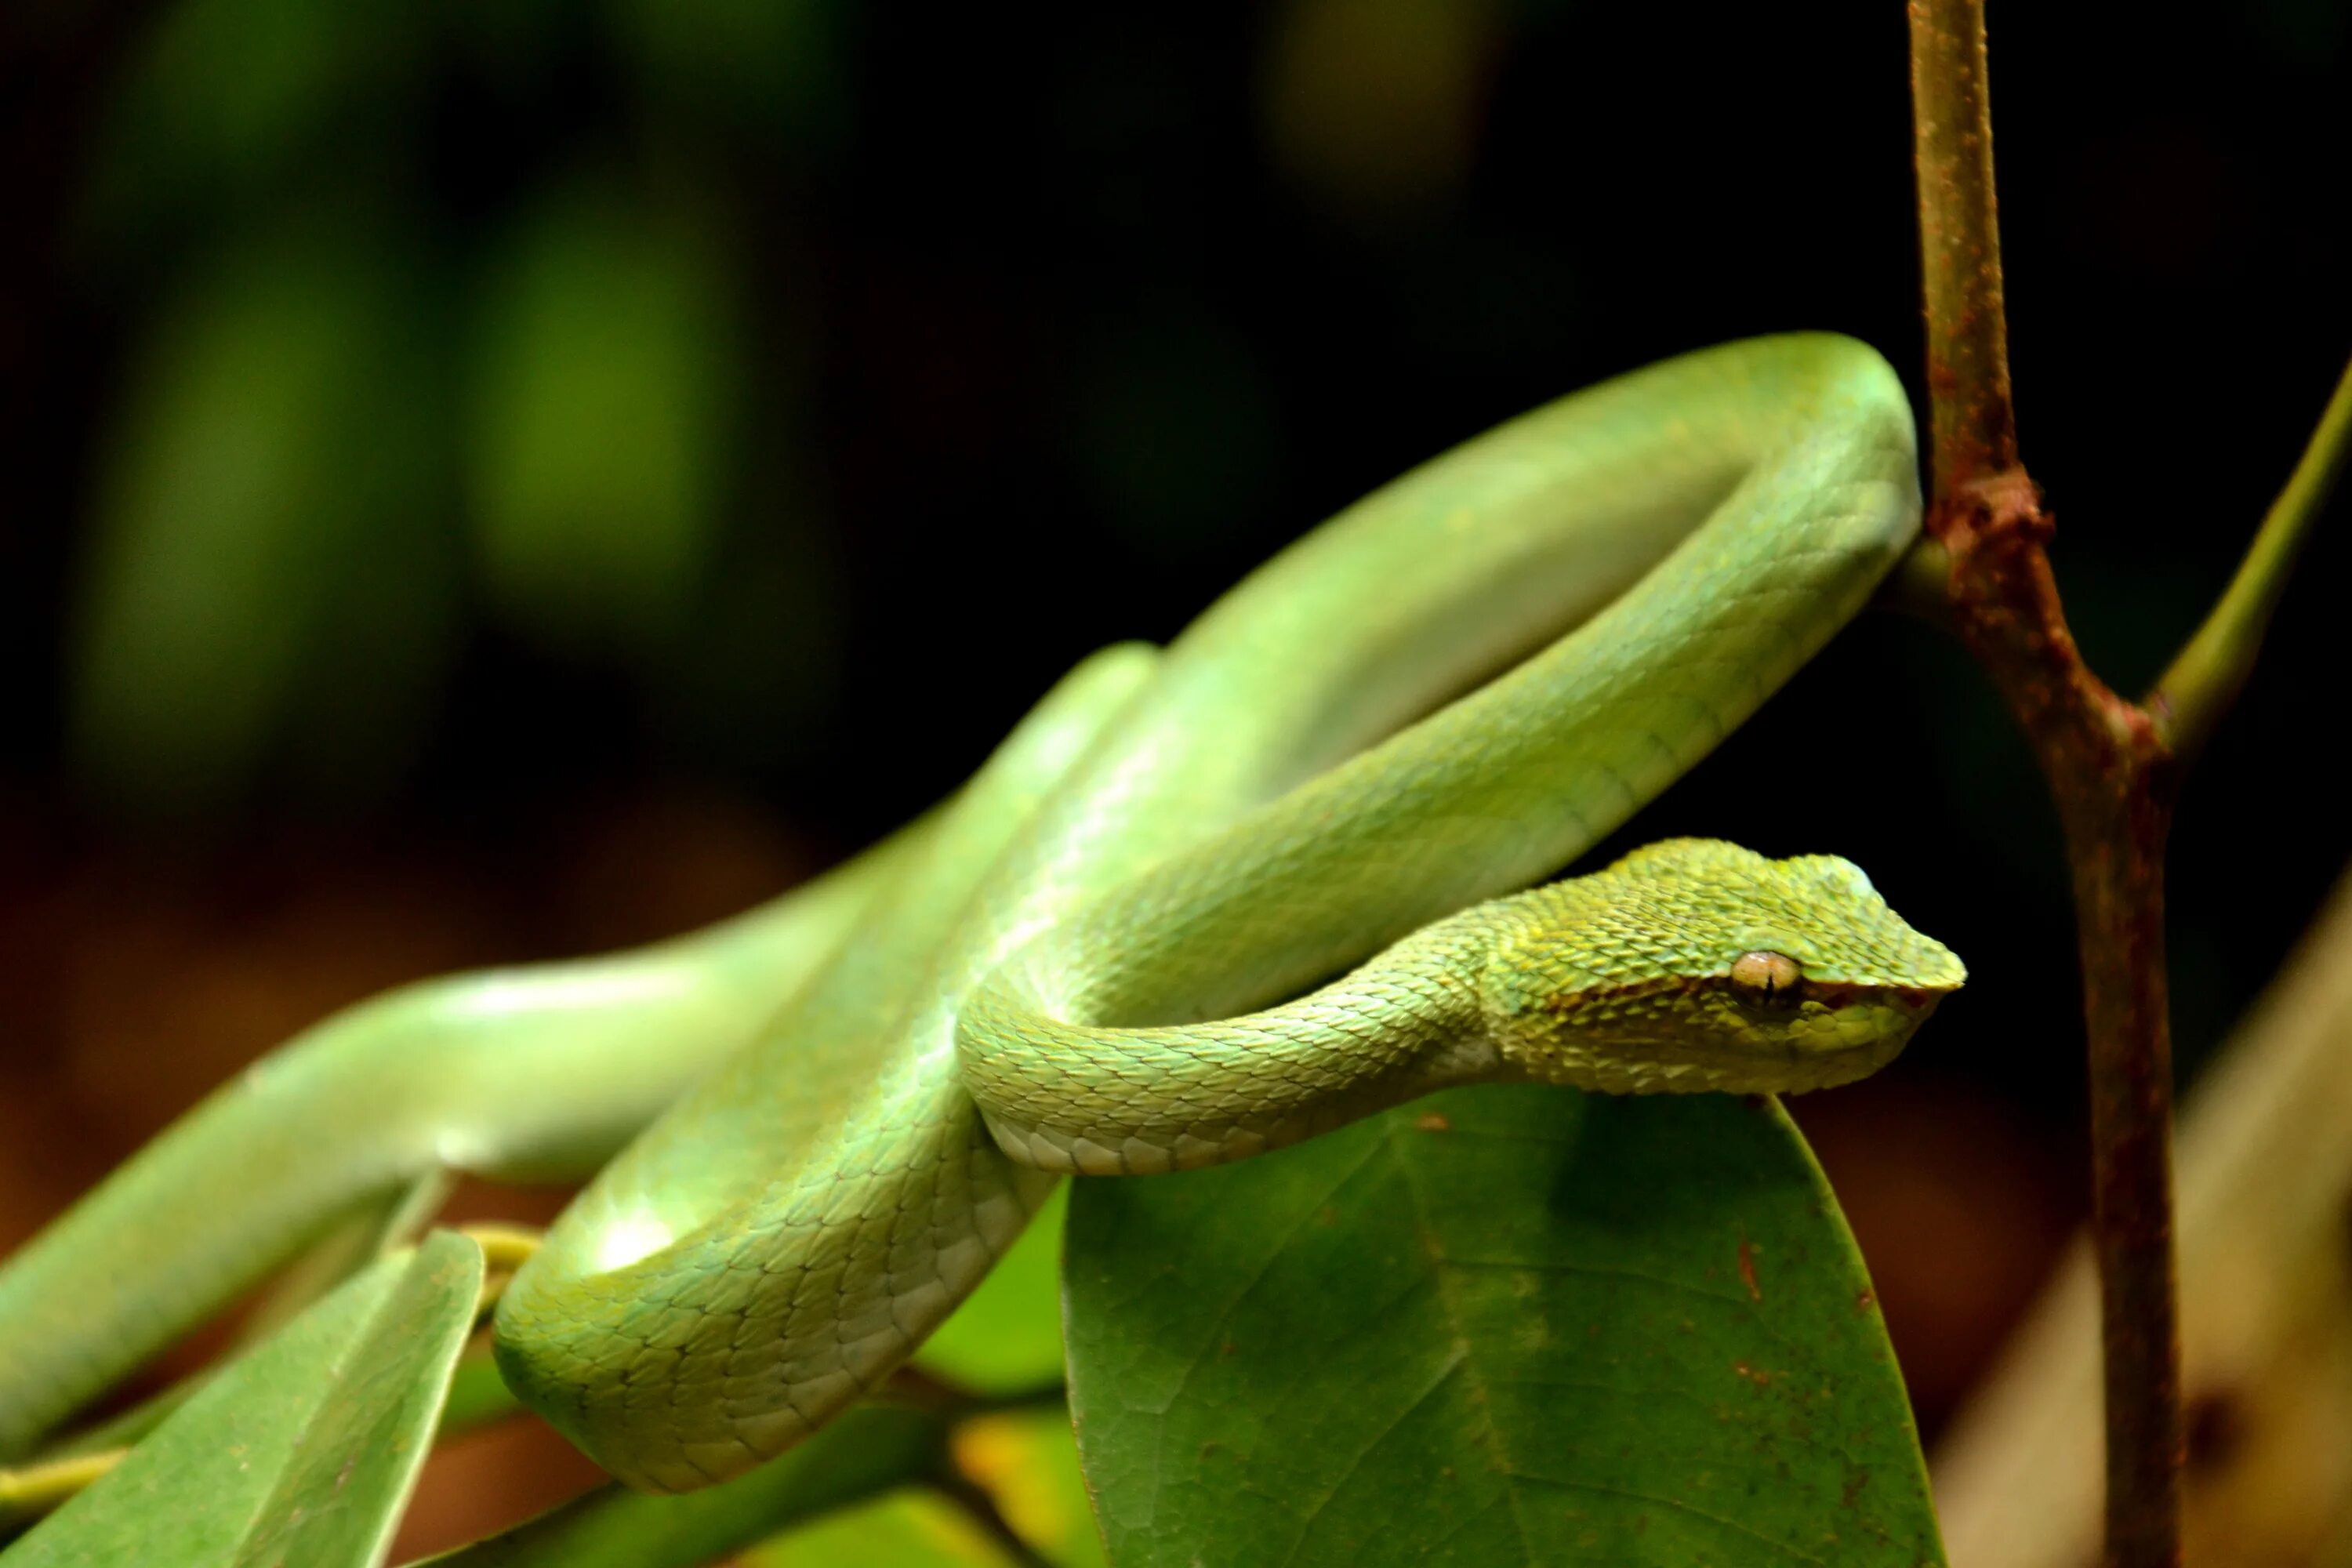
[
  {"left": 71, "top": 223, "right": 457, "bottom": 814},
  {"left": 1065, "top": 1087, "right": 1944, "bottom": 1566},
  {"left": 916, "top": 1182, "right": 1069, "bottom": 1396},
  {"left": 741, "top": 1407, "right": 1105, "bottom": 1568},
  {"left": 466, "top": 180, "right": 737, "bottom": 659},
  {"left": 948, "top": 1409, "right": 1106, "bottom": 1568},
  {"left": 11, "top": 1232, "right": 480, "bottom": 1568},
  {"left": 423, "top": 1403, "right": 945, "bottom": 1568},
  {"left": 743, "top": 1410, "right": 1101, "bottom": 1568},
  {"left": 85, "top": 0, "right": 423, "bottom": 238},
  {"left": 742, "top": 1491, "right": 1010, "bottom": 1568}
]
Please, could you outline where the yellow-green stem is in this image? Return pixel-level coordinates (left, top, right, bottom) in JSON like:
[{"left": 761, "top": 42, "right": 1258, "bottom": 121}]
[
  {"left": 2151, "top": 353, "right": 2352, "bottom": 760},
  {"left": 0, "top": 1446, "right": 125, "bottom": 1531}
]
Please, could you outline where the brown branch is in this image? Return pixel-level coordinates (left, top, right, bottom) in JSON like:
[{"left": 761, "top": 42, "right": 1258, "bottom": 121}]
[
  {"left": 1929, "top": 459, "right": 2184, "bottom": 1568},
  {"left": 1907, "top": 3, "right": 2183, "bottom": 1564},
  {"left": 1938, "top": 861, "right": 2352, "bottom": 1566},
  {"left": 1908, "top": 0, "right": 2017, "bottom": 492}
]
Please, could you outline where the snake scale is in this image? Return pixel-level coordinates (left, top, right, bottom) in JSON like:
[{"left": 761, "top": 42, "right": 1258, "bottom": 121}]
[{"left": 0, "top": 334, "right": 1963, "bottom": 1496}]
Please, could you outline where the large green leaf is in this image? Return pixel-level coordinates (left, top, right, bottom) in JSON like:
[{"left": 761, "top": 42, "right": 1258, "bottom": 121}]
[
  {"left": 10, "top": 1231, "right": 481, "bottom": 1567},
  {"left": 1064, "top": 1087, "right": 1942, "bottom": 1566}
]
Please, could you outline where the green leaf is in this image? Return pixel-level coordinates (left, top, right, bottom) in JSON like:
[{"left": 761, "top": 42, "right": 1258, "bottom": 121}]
[
  {"left": 916, "top": 1182, "right": 1071, "bottom": 1396},
  {"left": 11, "top": 1231, "right": 481, "bottom": 1568},
  {"left": 1063, "top": 1087, "right": 1943, "bottom": 1567},
  {"left": 466, "top": 180, "right": 737, "bottom": 659},
  {"left": 421, "top": 1403, "right": 945, "bottom": 1568},
  {"left": 70, "top": 222, "right": 456, "bottom": 814}
]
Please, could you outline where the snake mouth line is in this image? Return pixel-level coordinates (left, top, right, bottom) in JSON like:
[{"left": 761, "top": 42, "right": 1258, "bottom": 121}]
[
  {"left": 1797, "top": 980, "right": 1953, "bottom": 1012},
  {"left": 1535, "top": 974, "right": 1955, "bottom": 1014}
]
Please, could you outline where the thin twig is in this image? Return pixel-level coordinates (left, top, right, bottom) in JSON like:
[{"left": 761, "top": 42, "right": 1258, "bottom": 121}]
[
  {"left": 1906, "top": 2, "right": 2184, "bottom": 1563},
  {"left": 1937, "top": 860, "right": 2352, "bottom": 1564},
  {"left": 927, "top": 1468, "right": 1058, "bottom": 1568},
  {"left": 2149, "top": 352, "right": 2352, "bottom": 760}
]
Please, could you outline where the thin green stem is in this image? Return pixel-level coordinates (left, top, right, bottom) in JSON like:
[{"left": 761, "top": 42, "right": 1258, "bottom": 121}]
[
  {"left": 2149, "top": 351, "right": 2352, "bottom": 760},
  {"left": 0, "top": 1446, "right": 124, "bottom": 1533}
]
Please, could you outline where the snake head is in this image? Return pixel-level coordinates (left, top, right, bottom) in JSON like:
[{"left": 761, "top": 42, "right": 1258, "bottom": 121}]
[{"left": 1479, "top": 837, "right": 1966, "bottom": 1095}]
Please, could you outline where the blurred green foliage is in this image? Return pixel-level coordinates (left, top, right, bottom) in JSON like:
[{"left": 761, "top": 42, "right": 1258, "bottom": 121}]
[
  {"left": 74, "top": 220, "right": 456, "bottom": 810},
  {"left": 746, "top": 1406, "right": 1105, "bottom": 1568},
  {"left": 466, "top": 180, "right": 735, "bottom": 657},
  {"left": 67, "top": 0, "right": 842, "bottom": 815},
  {"left": 56, "top": 0, "right": 1544, "bottom": 818}
]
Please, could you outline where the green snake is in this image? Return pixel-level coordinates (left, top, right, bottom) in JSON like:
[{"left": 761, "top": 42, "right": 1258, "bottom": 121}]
[{"left": 0, "top": 334, "right": 1963, "bottom": 1497}]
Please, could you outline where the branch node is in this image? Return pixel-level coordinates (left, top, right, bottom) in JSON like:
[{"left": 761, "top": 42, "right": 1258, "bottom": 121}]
[{"left": 1909, "top": 4, "right": 2183, "bottom": 1563}]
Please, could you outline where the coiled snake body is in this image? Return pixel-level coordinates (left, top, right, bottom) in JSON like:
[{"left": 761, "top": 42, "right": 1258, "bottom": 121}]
[{"left": 0, "top": 335, "right": 1964, "bottom": 1494}]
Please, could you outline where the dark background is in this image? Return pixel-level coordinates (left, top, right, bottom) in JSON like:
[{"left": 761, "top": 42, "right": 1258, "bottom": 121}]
[{"left": 2, "top": 0, "right": 2347, "bottom": 1548}]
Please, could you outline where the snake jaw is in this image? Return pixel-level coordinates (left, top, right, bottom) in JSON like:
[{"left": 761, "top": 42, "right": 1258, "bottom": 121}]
[{"left": 1486, "top": 985, "right": 1950, "bottom": 1097}]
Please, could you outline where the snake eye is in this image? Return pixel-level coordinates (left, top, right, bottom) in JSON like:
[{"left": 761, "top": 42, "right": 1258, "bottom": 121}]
[{"left": 1730, "top": 949, "right": 1803, "bottom": 1004}]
